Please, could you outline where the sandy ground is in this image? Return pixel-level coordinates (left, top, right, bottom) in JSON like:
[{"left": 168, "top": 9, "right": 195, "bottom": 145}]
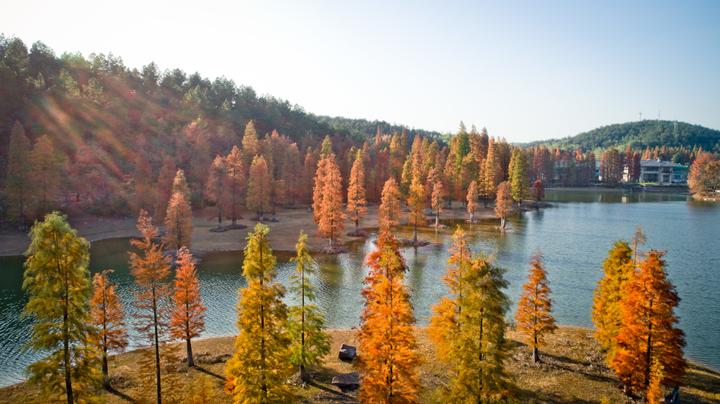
[
  {"left": 0, "top": 202, "right": 502, "bottom": 257},
  {"left": 1, "top": 326, "right": 718, "bottom": 403}
]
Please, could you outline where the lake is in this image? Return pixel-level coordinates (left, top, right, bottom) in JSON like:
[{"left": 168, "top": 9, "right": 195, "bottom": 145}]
[{"left": 0, "top": 189, "right": 718, "bottom": 387}]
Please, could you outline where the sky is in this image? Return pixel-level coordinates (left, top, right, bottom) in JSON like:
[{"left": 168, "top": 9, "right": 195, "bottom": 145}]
[{"left": 2, "top": 0, "right": 719, "bottom": 142}]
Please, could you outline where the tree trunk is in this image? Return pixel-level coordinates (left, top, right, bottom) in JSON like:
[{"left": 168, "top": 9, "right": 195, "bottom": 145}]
[
  {"left": 102, "top": 351, "right": 109, "bottom": 388},
  {"left": 186, "top": 338, "right": 194, "bottom": 367},
  {"left": 152, "top": 289, "right": 162, "bottom": 404}
]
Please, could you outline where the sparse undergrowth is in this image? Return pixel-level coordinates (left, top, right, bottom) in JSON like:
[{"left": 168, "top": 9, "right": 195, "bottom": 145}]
[{"left": 1, "top": 326, "right": 718, "bottom": 403}]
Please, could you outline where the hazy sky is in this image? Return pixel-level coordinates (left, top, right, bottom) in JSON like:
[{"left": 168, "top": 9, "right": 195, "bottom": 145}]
[{"left": 2, "top": 0, "right": 719, "bottom": 141}]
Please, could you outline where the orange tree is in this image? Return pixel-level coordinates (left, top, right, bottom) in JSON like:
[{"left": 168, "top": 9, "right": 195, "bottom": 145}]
[{"left": 514, "top": 252, "right": 557, "bottom": 363}]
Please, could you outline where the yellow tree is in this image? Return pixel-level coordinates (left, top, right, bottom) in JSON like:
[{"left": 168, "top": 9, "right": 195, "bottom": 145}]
[
  {"left": 494, "top": 181, "right": 512, "bottom": 230},
  {"left": 318, "top": 156, "right": 345, "bottom": 247},
  {"left": 91, "top": 269, "right": 128, "bottom": 387},
  {"left": 170, "top": 247, "right": 206, "bottom": 368},
  {"left": 514, "top": 252, "right": 557, "bottom": 363},
  {"left": 378, "top": 177, "right": 402, "bottom": 233},
  {"left": 23, "top": 212, "right": 100, "bottom": 403},
  {"left": 225, "top": 224, "right": 293, "bottom": 402},
  {"left": 431, "top": 180, "right": 445, "bottom": 228},
  {"left": 592, "top": 240, "right": 634, "bottom": 363},
  {"left": 466, "top": 180, "right": 479, "bottom": 223},
  {"left": 406, "top": 176, "right": 426, "bottom": 244},
  {"left": 165, "top": 190, "right": 193, "bottom": 249},
  {"left": 225, "top": 146, "right": 246, "bottom": 225},
  {"left": 130, "top": 210, "right": 172, "bottom": 404},
  {"left": 205, "top": 155, "right": 227, "bottom": 226},
  {"left": 287, "top": 232, "right": 331, "bottom": 381},
  {"left": 611, "top": 250, "right": 686, "bottom": 398},
  {"left": 347, "top": 150, "right": 367, "bottom": 235},
  {"left": 359, "top": 231, "right": 420, "bottom": 403},
  {"left": 246, "top": 155, "right": 272, "bottom": 220},
  {"left": 429, "top": 232, "right": 514, "bottom": 401}
]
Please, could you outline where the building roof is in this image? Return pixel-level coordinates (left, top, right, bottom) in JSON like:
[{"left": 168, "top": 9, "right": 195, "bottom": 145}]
[{"left": 640, "top": 159, "right": 687, "bottom": 168}]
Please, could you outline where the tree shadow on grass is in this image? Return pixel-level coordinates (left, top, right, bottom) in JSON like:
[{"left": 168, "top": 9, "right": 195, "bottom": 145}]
[
  {"left": 681, "top": 363, "right": 720, "bottom": 403},
  {"left": 516, "top": 386, "right": 595, "bottom": 404},
  {"left": 192, "top": 365, "right": 225, "bottom": 381},
  {"left": 539, "top": 352, "right": 617, "bottom": 385},
  {"left": 106, "top": 385, "right": 134, "bottom": 402}
]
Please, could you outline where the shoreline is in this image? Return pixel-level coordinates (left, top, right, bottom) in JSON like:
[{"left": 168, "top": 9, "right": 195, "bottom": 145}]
[{"left": 1, "top": 325, "right": 718, "bottom": 403}]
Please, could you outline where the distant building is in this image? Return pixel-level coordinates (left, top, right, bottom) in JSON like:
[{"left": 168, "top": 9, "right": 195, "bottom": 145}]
[{"left": 626, "top": 159, "right": 688, "bottom": 185}]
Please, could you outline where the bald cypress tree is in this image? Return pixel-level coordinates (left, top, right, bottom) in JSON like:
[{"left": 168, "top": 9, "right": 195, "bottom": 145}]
[{"left": 6, "top": 121, "right": 32, "bottom": 223}]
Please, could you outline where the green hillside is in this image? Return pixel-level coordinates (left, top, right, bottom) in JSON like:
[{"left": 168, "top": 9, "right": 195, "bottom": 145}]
[{"left": 529, "top": 120, "right": 720, "bottom": 151}]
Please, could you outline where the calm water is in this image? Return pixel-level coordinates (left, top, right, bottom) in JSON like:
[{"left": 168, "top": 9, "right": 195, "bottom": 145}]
[{"left": 0, "top": 189, "right": 718, "bottom": 386}]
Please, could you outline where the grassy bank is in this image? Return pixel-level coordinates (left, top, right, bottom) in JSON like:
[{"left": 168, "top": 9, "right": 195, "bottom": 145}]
[{"left": 1, "top": 326, "right": 718, "bottom": 403}]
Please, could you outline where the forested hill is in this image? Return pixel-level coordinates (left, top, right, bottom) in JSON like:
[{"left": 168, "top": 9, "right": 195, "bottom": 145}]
[
  {"left": 528, "top": 121, "right": 720, "bottom": 152},
  {"left": 313, "top": 115, "right": 444, "bottom": 141}
]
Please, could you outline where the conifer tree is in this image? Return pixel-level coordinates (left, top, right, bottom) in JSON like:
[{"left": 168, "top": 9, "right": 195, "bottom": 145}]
[
  {"left": 225, "top": 145, "right": 246, "bottom": 225},
  {"left": 23, "top": 212, "right": 100, "bottom": 403},
  {"left": 645, "top": 358, "right": 665, "bottom": 404},
  {"left": 359, "top": 231, "right": 420, "bottom": 402},
  {"left": 170, "top": 247, "right": 206, "bottom": 368},
  {"left": 225, "top": 224, "right": 293, "bottom": 402},
  {"left": 312, "top": 156, "right": 329, "bottom": 224},
  {"left": 242, "top": 120, "right": 260, "bottom": 165},
  {"left": 246, "top": 155, "right": 272, "bottom": 220},
  {"left": 378, "top": 177, "right": 402, "bottom": 233},
  {"left": 205, "top": 155, "right": 227, "bottom": 226},
  {"left": 431, "top": 180, "right": 445, "bottom": 228},
  {"left": 318, "top": 156, "right": 345, "bottom": 247},
  {"left": 30, "top": 134, "right": 64, "bottom": 216},
  {"left": 172, "top": 169, "right": 192, "bottom": 203},
  {"left": 466, "top": 180, "right": 479, "bottom": 223},
  {"left": 165, "top": 191, "right": 193, "bottom": 249},
  {"left": 429, "top": 232, "right": 514, "bottom": 401},
  {"left": 494, "top": 181, "right": 512, "bottom": 230},
  {"left": 347, "top": 150, "right": 367, "bottom": 235},
  {"left": 287, "top": 232, "right": 331, "bottom": 382},
  {"left": 407, "top": 176, "right": 426, "bottom": 244},
  {"left": 91, "top": 269, "right": 128, "bottom": 387},
  {"left": 611, "top": 250, "right": 686, "bottom": 398},
  {"left": 130, "top": 210, "right": 172, "bottom": 404},
  {"left": 480, "top": 137, "right": 500, "bottom": 205},
  {"left": 531, "top": 179, "right": 545, "bottom": 203},
  {"left": 6, "top": 121, "right": 32, "bottom": 223},
  {"left": 510, "top": 149, "right": 529, "bottom": 206},
  {"left": 156, "top": 156, "right": 177, "bottom": 221},
  {"left": 514, "top": 252, "right": 557, "bottom": 363},
  {"left": 592, "top": 240, "right": 634, "bottom": 363}
]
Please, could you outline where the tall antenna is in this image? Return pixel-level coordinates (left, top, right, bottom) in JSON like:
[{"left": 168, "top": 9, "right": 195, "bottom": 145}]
[{"left": 639, "top": 112, "right": 642, "bottom": 121}]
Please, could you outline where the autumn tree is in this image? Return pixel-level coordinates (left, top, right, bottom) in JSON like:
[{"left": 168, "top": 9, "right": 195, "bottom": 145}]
[
  {"left": 5, "top": 121, "right": 32, "bottom": 223},
  {"left": 318, "top": 156, "right": 345, "bottom": 247},
  {"left": 510, "top": 149, "right": 529, "bottom": 206},
  {"left": 347, "top": 150, "right": 367, "bottom": 235},
  {"left": 30, "top": 134, "right": 64, "bottom": 216},
  {"left": 592, "top": 240, "right": 635, "bottom": 363},
  {"left": 431, "top": 180, "right": 445, "bottom": 228},
  {"left": 359, "top": 232, "right": 420, "bottom": 402},
  {"left": 242, "top": 120, "right": 260, "bottom": 165},
  {"left": 225, "top": 145, "right": 246, "bottom": 225},
  {"left": 494, "top": 181, "right": 512, "bottom": 230},
  {"left": 688, "top": 151, "right": 720, "bottom": 196},
  {"left": 514, "top": 252, "right": 557, "bottom": 363},
  {"left": 480, "top": 137, "right": 500, "bottom": 205},
  {"left": 91, "top": 269, "right": 128, "bottom": 387},
  {"left": 466, "top": 180, "right": 479, "bottom": 223},
  {"left": 165, "top": 190, "right": 193, "bottom": 250},
  {"left": 378, "top": 177, "right": 402, "bottom": 233},
  {"left": 130, "top": 210, "right": 173, "bottom": 404},
  {"left": 225, "top": 224, "right": 293, "bottom": 402},
  {"left": 205, "top": 155, "right": 227, "bottom": 226},
  {"left": 170, "top": 247, "right": 206, "bottom": 368},
  {"left": 23, "top": 212, "right": 100, "bottom": 403},
  {"left": 611, "top": 250, "right": 686, "bottom": 398},
  {"left": 407, "top": 176, "right": 426, "bottom": 244},
  {"left": 645, "top": 358, "right": 665, "bottom": 404},
  {"left": 429, "top": 228, "right": 514, "bottom": 401},
  {"left": 287, "top": 232, "right": 331, "bottom": 382},
  {"left": 172, "top": 169, "right": 192, "bottom": 203},
  {"left": 156, "top": 156, "right": 177, "bottom": 221},
  {"left": 246, "top": 155, "right": 272, "bottom": 220},
  {"left": 531, "top": 179, "right": 545, "bottom": 204}
]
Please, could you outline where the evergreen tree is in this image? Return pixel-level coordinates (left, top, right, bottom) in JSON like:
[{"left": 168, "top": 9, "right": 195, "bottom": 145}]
[
  {"left": 611, "top": 251, "right": 686, "bottom": 398},
  {"left": 287, "top": 232, "right": 331, "bottom": 382},
  {"left": 514, "top": 252, "right": 557, "bottom": 363},
  {"left": 225, "top": 224, "right": 293, "bottom": 402},
  {"left": 510, "top": 149, "right": 529, "bottom": 206},
  {"left": 429, "top": 231, "right": 514, "bottom": 401},
  {"left": 246, "top": 155, "right": 272, "bottom": 220},
  {"left": 347, "top": 150, "right": 368, "bottom": 235},
  {"left": 91, "top": 269, "right": 128, "bottom": 387},
  {"left": 5, "top": 121, "right": 32, "bottom": 223},
  {"left": 378, "top": 177, "right": 402, "bottom": 233},
  {"left": 165, "top": 191, "right": 193, "bottom": 249},
  {"left": 23, "top": 212, "right": 100, "bottom": 402},
  {"left": 359, "top": 232, "right": 420, "bottom": 402},
  {"left": 170, "top": 247, "right": 206, "bottom": 368},
  {"left": 592, "top": 240, "right": 634, "bottom": 363},
  {"left": 130, "top": 210, "right": 172, "bottom": 404}
]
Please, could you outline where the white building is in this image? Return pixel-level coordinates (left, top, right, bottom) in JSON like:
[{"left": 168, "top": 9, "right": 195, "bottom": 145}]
[{"left": 633, "top": 160, "right": 688, "bottom": 185}]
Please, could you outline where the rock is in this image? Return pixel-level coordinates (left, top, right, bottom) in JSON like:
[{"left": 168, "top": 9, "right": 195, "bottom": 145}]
[
  {"left": 338, "top": 344, "right": 357, "bottom": 362},
  {"left": 331, "top": 372, "right": 360, "bottom": 392}
]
